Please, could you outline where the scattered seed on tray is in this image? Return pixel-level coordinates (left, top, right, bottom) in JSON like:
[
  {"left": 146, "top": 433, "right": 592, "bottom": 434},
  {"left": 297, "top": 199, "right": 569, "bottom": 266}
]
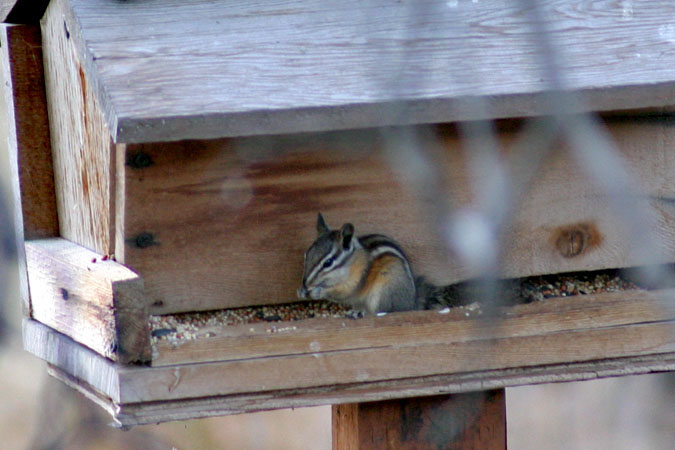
[
  {"left": 149, "top": 269, "right": 646, "bottom": 344},
  {"left": 520, "top": 272, "right": 640, "bottom": 303},
  {"left": 149, "top": 300, "right": 351, "bottom": 343}
]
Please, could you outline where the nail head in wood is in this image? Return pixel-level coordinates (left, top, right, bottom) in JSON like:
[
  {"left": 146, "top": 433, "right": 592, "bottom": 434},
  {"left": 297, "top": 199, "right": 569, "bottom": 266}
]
[
  {"left": 133, "top": 232, "right": 157, "bottom": 249},
  {"left": 126, "top": 151, "right": 154, "bottom": 169}
]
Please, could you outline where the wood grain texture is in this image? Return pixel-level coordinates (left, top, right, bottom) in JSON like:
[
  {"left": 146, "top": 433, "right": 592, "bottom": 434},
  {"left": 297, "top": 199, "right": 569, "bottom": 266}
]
[
  {"left": 41, "top": 0, "right": 115, "bottom": 254},
  {"left": 26, "top": 287, "right": 673, "bottom": 404},
  {"left": 52, "top": 351, "right": 675, "bottom": 429},
  {"left": 126, "top": 322, "right": 673, "bottom": 403},
  {"left": 112, "top": 321, "right": 675, "bottom": 403},
  {"left": 119, "top": 119, "right": 675, "bottom": 314},
  {"left": 56, "top": 0, "right": 675, "bottom": 143},
  {"left": 151, "top": 289, "right": 675, "bottom": 366},
  {"left": 24, "top": 320, "right": 121, "bottom": 400},
  {"left": 0, "top": 24, "right": 58, "bottom": 240},
  {"left": 0, "top": 24, "right": 58, "bottom": 313},
  {"left": 118, "top": 133, "right": 438, "bottom": 313},
  {"left": 25, "top": 317, "right": 675, "bottom": 427},
  {"left": 332, "top": 391, "right": 506, "bottom": 450},
  {"left": 26, "top": 238, "right": 150, "bottom": 363}
]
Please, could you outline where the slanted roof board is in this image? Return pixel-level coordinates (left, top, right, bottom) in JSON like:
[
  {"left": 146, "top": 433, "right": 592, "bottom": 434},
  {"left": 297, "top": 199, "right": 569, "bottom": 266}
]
[{"left": 56, "top": 0, "right": 675, "bottom": 142}]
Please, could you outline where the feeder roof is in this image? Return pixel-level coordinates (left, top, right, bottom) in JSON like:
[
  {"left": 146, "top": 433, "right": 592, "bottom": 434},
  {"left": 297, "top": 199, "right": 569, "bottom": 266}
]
[{"left": 44, "top": 0, "right": 675, "bottom": 142}]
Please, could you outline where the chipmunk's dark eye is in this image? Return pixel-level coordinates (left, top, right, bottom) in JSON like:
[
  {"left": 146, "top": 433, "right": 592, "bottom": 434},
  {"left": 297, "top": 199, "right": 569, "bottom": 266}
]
[{"left": 322, "top": 257, "right": 335, "bottom": 269}]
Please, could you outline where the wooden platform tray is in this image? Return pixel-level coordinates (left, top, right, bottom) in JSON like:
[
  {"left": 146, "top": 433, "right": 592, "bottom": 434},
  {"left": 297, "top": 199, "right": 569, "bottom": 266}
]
[
  {"left": 23, "top": 286, "right": 675, "bottom": 427},
  {"left": 46, "top": 0, "right": 675, "bottom": 143}
]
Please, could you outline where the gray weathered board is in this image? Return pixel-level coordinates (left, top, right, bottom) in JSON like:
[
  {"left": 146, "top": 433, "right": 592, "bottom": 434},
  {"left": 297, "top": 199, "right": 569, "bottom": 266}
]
[
  {"left": 23, "top": 282, "right": 675, "bottom": 426},
  {"left": 55, "top": 0, "right": 675, "bottom": 143}
]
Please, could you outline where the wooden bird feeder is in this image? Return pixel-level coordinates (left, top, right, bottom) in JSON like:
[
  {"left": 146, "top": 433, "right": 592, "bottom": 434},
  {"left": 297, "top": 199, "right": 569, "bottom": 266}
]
[{"left": 3, "top": 0, "right": 674, "bottom": 446}]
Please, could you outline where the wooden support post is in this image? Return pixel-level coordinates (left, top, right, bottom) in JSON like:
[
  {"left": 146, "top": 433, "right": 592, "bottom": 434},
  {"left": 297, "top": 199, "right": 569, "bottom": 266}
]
[{"left": 333, "top": 390, "right": 506, "bottom": 450}]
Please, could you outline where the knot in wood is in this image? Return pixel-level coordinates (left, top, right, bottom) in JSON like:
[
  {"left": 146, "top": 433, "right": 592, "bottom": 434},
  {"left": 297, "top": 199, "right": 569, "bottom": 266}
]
[{"left": 552, "top": 223, "right": 602, "bottom": 258}]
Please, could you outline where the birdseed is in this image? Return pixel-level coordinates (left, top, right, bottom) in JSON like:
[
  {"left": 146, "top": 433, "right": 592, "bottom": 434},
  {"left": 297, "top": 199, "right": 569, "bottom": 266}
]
[{"left": 149, "top": 269, "right": 645, "bottom": 345}]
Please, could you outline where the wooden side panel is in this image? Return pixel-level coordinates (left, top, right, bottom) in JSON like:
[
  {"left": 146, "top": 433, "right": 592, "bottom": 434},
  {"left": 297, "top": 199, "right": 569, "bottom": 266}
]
[
  {"left": 1, "top": 24, "right": 58, "bottom": 239},
  {"left": 118, "top": 134, "right": 439, "bottom": 313},
  {"left": 120, "top": 320, "right": 675, "bottom": 403},
  {"left": 26, "top": 238, "right": 150, "bottom": 363},
  {"left": 0, "top": 24, "right": 58, "bottom": 313},
  {"left": 41, "top": 0, "right": 115, "bottom": 254},
  {"left": 332, "top": 391, "right": 506, "bottom": 450},
  {"left": 119, "top": 120, "right": 675, "bottom": 314}
]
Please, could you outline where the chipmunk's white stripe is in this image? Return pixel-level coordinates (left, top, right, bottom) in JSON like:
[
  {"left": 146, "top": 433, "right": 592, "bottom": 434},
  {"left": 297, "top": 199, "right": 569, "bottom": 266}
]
[
  {"left": 370, "top": 244, "right": 405, "bottom": 261},
  {"left": 306, "top": 246, "right": 353, "bottom": 285},
  {"left": 369, "top": 244, "right": 414, "bottom": 283},
  {"left": 306, "top": 250, "right": 334, "bottom": 284}
]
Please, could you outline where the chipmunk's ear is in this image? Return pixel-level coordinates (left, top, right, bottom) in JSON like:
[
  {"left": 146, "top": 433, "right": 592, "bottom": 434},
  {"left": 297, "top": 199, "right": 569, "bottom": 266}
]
[
  {"left": 316, "top": 212, "right": 330, "bottom": 235},
  {"left": 340, "top": 223, "right": 354, "bottom": 250}
]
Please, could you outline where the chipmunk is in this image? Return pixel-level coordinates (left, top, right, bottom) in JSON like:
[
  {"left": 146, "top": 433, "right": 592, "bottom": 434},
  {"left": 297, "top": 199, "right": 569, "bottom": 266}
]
[{"left": 297, "top": 213, "right": 483, "bottom": 314}]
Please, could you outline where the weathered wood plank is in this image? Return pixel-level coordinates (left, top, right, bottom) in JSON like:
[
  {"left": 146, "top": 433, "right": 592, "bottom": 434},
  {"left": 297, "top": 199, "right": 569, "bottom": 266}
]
[
  {"left": 63, "top": 354, "right": 675, "bottom": 429},
  {"left": 41, "top": 0, "right": 115, "bottom": 254},
  {"left": 118, "top": 134, "right": 439, "bottom": 313},
  {"left": 57, "top": 0, "right": 675, "bottom": 142},
  {"left": 119, "top": 320, "right": 675, "bottom": 403},
  {"left": 24, "top": 320, "right": 121, "bottom": 400},
  {"left": 332, "top": 391, "right": 506, "bottom": 450},
  {"left": 151, "top": 288, "right": 675, "bottom": 366},
  {"left": 0, "top": 24, "right": 58, "bottom": 240},
  {"left": 119, "top": 119, "right": 675, "bottom": 314},
  {"left": 26, "top": 238, "right": 150, "bottom": 363},
  {"left": 26, "top": 287, "right": 669, "bottom": 403},
  {"left": 0, "top": 24, "right": 58, "bottom": 312},
  {"left": 26, "top": 318, "right": 675, "bottom": 427}
]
